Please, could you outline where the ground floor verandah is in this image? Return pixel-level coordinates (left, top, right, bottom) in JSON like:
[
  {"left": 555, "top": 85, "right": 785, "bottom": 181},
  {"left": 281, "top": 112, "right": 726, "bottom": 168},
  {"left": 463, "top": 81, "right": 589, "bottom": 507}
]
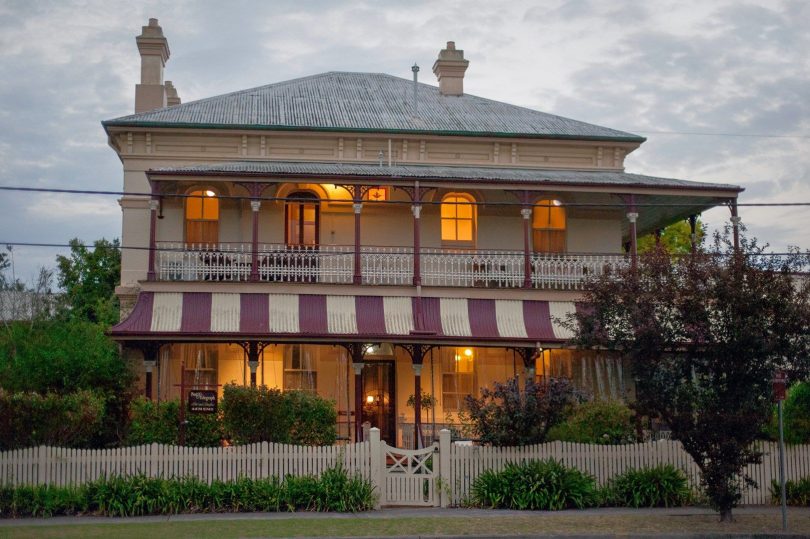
[{"left": 113, "top": 290, "right": 634, "bottom": 447}]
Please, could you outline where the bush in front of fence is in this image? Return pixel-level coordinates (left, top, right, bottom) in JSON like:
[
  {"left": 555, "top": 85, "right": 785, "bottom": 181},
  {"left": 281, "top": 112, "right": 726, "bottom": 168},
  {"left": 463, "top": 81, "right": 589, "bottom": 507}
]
[
  {"left": 0, "top": 389, "right": 106, "bottom": 450},
  {"left": 546, "top": 400, "right": 638, "bottom": 445},
  {"left": 470, "top": 459, "right": 599, "bottom": 510},
  {"left": 770, "top": 476, "right": 810, "bottom": 506},
  {"left": 601, "top": 464, "right": 691, "bottom": 508},
  {"left": 126, "top": 397, "right": 222, "bottom": 447},
  {"left": 0, "top": 465, "right": 376, "bottom": 518},
  {"left": 221, "top": 384, "right": 337, "bottom": 446}
]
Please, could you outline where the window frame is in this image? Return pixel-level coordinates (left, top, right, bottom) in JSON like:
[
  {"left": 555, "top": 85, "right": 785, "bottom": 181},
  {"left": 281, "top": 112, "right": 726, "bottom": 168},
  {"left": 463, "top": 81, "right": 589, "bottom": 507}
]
[
  {"left": 440, "top": 193, "right": 477, "bottom": 248},
  {"left": 532, "top": 198, "right": 567, "bottom": 253},
  {"left": 184, "top": 188, "right": 220, "bottom": 246}
]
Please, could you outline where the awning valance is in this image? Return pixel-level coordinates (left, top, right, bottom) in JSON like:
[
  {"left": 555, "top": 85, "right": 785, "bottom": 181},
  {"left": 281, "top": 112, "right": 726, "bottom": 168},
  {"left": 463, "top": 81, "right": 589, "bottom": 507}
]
[{"left": 111, "top": 292, "right": 579, "bottom": 345}]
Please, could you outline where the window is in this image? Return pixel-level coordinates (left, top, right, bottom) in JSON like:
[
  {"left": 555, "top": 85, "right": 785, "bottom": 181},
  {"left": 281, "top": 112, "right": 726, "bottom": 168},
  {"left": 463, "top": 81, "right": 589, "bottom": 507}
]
[
  {"left": 285, "top": 192, "right": 319, "bottom": 246},
  {"left": 185, "top": 189, "right": 219, "bottom": 245},
  {"left": 532, "top": 199, "right": 566, "bottom": 253},
  {"left": 442, "top": 347, "right": 476, "bottom": 412},
  {"left": 284, "top": 345, "right": 317, "bottom": 392},
  {"left": 441, "top": 194, "right": 476, "bottom": 245},
  {"left": 181, "top": 343, "right": 218, "bottom": 389}
]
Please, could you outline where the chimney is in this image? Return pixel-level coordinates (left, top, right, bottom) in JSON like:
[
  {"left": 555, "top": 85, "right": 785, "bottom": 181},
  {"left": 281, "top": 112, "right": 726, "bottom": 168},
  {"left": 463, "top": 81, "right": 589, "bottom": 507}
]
[
  {"left": 165, "top": 80, "right": 181, "bottom": 106},
  {"left": 134, "top": 18, "right": 171, "bottom": 113},
  {"left": 432, "top": 41, "right": 469, "bottom": 97}
]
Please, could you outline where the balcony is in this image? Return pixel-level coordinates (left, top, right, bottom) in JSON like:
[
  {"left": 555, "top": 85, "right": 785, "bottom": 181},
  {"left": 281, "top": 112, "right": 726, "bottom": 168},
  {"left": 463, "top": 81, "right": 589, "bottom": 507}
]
[{"left": 156, "top": 242, "right": 627, "bottom": 290}]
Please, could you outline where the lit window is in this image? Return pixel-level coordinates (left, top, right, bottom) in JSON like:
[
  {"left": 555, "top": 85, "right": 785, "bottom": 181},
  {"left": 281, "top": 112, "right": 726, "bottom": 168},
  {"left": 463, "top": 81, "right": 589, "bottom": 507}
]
[
  {"left": 441, "top": 194, "right": 476, "bottom": 245},
  {"left": 284, "top": 345, "right": 318, "bottom": 393},
  {"left": 185, "top": 189, "right": 219, "bottom": 246},
  {"left": 532, "top": 199, "right": 566, "bottom": 253},
  {"left": 442, "top": 347, "right": 476, "bottom": 412}
]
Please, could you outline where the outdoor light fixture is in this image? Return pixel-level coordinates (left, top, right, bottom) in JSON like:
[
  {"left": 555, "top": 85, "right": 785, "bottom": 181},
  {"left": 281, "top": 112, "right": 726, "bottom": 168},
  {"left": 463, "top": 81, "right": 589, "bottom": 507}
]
[
  {"left": 204, "top": 190, "right": 215, "bottom": 197},
  {"left": 463, "top": 348, "right": 473, "bottom": 357},
  {"left": 366, "top": 395, "right": 375, "bottom": 404},
  {"left": 552, "top": 199, "right": 562, "bottom": 206}
]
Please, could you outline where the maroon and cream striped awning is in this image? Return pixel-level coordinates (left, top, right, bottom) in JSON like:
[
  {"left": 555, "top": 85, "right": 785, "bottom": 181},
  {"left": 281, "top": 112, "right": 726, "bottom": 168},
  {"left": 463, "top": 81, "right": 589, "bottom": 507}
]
[{"left": 111, "top": 292, "right": 578, "bottom": 344}]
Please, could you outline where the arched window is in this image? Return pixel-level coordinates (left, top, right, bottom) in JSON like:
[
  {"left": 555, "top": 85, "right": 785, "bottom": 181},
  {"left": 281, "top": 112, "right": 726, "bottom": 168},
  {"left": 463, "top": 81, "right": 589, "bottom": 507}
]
[
  {"left": 285, "top": 191, "right": 319, "bottom": 246},
  {"left": 185, "top": 189, "right": 219, "bottom": 246},
  {"left": 441, "top": 193, "right": 476, "bottom": 246},
  {"left": 533, "top": 199, "right": 566, "bottom": 253}
]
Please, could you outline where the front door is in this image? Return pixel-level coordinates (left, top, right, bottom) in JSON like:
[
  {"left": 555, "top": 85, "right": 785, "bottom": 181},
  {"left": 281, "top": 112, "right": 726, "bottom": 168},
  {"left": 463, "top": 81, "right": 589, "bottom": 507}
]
[{"left": 362, "top": 361, "right": 396, "bottom": 445}]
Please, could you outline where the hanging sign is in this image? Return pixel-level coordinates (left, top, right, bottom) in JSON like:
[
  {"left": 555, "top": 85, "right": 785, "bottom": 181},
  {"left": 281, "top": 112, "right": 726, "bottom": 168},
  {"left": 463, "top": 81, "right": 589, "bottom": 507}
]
[
  {"left": 772, "top": 370, "right": 787, "bottom": 402},
  {"left": 188, "top": 389, "right": 218, "bottom": 414}
]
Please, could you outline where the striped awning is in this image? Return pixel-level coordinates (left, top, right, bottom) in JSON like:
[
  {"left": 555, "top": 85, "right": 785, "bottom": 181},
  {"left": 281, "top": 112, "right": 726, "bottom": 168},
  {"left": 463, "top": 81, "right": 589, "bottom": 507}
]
[{"left": 111, "top": 292, "right": 579, "bottom": 344}]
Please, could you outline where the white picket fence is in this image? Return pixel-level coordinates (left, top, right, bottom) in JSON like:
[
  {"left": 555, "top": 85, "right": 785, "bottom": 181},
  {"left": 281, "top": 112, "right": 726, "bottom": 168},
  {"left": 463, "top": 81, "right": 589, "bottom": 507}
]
[{"left": 2, "top": 432, "right": 809, "bottom": 507}]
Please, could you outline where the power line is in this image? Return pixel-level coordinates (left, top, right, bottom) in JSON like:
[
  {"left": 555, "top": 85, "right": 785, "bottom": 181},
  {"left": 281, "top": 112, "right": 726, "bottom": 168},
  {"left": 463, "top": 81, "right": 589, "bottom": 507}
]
[{"left": 1, "top": 185, "right": 808, "bottom": 208}]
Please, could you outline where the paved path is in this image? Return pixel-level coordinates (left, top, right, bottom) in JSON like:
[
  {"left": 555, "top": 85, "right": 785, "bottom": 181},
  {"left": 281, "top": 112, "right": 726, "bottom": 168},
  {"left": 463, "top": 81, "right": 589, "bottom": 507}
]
[{"left": 1, "top": 505, "right": 808, "bottom": 527}]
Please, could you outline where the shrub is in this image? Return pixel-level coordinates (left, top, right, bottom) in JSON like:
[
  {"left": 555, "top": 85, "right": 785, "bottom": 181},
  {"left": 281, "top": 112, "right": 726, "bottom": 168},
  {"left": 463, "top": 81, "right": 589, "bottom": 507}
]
[
  {"left": 221, "top": 384, "right": 337, "bottom": 445},
  {"left": 0, "top": 467, "right": 375, "bottom": 517},
  {"left": 0, "top": 389, "right": 105, "bottom": 450},
  {"left": 463, "top": 377, "right": 575, "bottom": 446},
  {"left": 780, "top": 383, "right": 810, "bottom": 444},
  {"left": 770, "top": 477, "right": 810, "bottom": 506},
  {"left": 603, "top": 465, "right": 691, "bottom": 507},
  {"left": 471, "top": 459, "right": 598, "bottom": 510},
  {"left": 547, "top": 400, "right": 638, "bottom": 444},
  {"left": 126, "top": 398, "right": 221, "bottom": 447}
]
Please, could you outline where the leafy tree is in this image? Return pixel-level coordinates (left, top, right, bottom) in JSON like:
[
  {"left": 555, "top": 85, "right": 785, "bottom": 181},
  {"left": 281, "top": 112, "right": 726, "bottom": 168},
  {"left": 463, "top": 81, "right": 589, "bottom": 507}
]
[
  {"left": 56, "top": 238, "right": 121, "bottom": 325},
  {"left": 638, "top": 219, "right": 705, "bottom": 255},
  {"left": 462, "top": 376, "right": 575, "bottom": 446},
  {"left": 569, "top": 228, "right": 810, "bottom": 521}
]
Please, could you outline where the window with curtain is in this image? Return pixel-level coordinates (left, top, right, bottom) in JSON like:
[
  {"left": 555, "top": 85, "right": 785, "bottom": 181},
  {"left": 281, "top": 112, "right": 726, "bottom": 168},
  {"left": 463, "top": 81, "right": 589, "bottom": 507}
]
[
  {"left": 440, "top": 194, "right": 476, "bottom": 246},
  {"left": 442, "top": 347, "right": 476, "bottom": 412},
  {"left": 285, "top": 192, "right": 319, "bottom": 246},
  {"left": 185, "top": 189, "right": 219, "bottom": 246},
  {"left": 284, "top": 344, "right": 318, "bottom": 392},
  {"left": 532, "top": 199, "right": 566, "bottom": 253}
]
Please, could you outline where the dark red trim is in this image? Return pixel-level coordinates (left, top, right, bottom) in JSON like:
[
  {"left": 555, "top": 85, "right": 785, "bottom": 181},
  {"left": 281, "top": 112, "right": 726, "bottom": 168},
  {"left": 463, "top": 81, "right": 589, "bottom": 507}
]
[
  {"left": 418, "top": 297, "right": 444, "bottom": 336},
  {"left": 240, "top": 293, "right": 269, "bottom": 333},
  {"left": 523, "top": 300, "right": 555, "bottom": 340},
  {"left": 355, "top": 296, "right": 386, "bottom": 335},
  {"left": 468, "top": 299, "right": 499, "bottom": 338},
  {"left": 299, "top": 295, "right": 327, "bottom": 334},
  {"left": 111, "top": 292, "right": 154, "bottom": 333},
  {"left": 181, "top": 293, "right": 212, "bottom": 333}
]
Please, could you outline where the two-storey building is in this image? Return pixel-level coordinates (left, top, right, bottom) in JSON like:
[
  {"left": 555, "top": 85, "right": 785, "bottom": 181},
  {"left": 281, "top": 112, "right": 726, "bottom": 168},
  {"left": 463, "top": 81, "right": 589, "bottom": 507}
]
[{"left": 106, "top": 19, "right": 742, "bottom": 446}]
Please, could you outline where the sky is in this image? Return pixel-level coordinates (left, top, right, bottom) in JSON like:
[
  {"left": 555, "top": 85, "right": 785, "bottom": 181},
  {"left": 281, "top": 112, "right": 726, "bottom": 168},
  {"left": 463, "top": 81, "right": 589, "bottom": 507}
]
[{"left": 0, "top": 0, "right": 808, "bottom": 284}]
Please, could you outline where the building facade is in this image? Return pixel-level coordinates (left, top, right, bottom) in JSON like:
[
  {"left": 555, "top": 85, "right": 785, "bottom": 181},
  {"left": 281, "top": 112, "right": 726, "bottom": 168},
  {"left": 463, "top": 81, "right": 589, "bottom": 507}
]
[{"left": 106, "top": 19, "right": 742, "bottom": 447}]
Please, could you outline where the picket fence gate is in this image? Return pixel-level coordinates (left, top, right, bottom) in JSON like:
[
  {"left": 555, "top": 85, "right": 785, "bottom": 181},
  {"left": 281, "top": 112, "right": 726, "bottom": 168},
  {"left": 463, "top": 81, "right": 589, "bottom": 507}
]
[{"left": 2, "top": 429, "right": 810, "bottom": 507}]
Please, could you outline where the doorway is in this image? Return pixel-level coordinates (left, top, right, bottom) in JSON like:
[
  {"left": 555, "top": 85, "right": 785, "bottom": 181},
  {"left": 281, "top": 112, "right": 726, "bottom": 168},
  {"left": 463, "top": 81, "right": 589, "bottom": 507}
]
[
  {"left": 285, "top": 191, "right": 319, "bottom": 246},
  {"left": 362, "top": 361, "right": 396, "bottom": 445}
]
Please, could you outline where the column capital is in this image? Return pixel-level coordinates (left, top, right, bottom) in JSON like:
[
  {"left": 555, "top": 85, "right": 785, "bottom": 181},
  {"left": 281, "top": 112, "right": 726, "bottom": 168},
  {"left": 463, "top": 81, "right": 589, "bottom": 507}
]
[
  {"left": 148, "top": 199, "right": 160, "bottom": 211},
  {"left": 250, "top": 199, "right": 261, "bottom": 212},
  {"left": 143, "top": 359, "right": 156, "bottom": 372},
  {"left": 520, "top": 207, "right": 532, "bottom": 220},
  {"left": 412, "top": 363, "right": 423, "bottom": 376},
  {"left": 411, "top": 204, "right": 422, "bottom": 218},
  {"left": 248, "top": 360, "right": 259, "bottom": 374},
  {"left": 626, "top": 211, "right": 639, "bottom": 223},
  {"left": 730, "top": 216, "right": 741, "bottom": 224},
  {"left": 353, "top": 202, "right": 363, "bottom": 214},
  {"left": 352, "top": 362, "right": 365, "bottom": 375}
]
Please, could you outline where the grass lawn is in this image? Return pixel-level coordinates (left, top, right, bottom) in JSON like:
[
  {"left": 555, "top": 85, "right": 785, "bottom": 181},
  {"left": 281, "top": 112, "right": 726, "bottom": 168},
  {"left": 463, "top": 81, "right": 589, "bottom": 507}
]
[{"left": 2, "top": 512, "right": 809, "bottom": 538}]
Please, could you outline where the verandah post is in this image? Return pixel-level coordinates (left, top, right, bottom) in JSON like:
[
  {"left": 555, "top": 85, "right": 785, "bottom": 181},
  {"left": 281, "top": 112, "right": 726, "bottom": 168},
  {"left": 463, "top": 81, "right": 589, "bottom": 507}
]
[
  {"left": 250, "top": 197, "right": 261, "bottom": 281},
  {"left": 626, "top": 194, "right": 639, "bottom": 271},
  {"left": 521, "top": 204, "right": 532, "bottom": 289},
  {"left": 352, "top": 187, "right": 363, "bottom": 285},
  {"left": 412, "top": 181, "right": 422, "bottom": 287},
  {"left": 352, "top": 355, "right": 365, "bottom": 442},
  {"left": 147, "top": 182, "right": 160, "bottom": 281},
  {"left": 730, "top": 199, "right": 741, "bottom": 252}
]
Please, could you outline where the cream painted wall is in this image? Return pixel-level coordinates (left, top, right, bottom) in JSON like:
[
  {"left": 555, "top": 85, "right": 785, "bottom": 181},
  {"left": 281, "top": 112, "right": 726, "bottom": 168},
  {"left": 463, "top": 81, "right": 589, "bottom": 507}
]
[{"left": 567, "top": 217, "right": 623, "bottom": 253}]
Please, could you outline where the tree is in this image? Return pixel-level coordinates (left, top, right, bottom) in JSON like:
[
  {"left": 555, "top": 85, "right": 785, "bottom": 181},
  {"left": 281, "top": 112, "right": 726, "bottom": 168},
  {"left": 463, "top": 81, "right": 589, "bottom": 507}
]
[
  {"left": 56, "top": 238, "right": 121, "bottom": 325},
  {"left": 638, "top": 218, "right": 705, "bottom": 255},
  {"left": 463, "top": 376, "right": 576, "bottom": 446},
  {"left": 569, "top": 229, "right": 810, "bottom": 521}
]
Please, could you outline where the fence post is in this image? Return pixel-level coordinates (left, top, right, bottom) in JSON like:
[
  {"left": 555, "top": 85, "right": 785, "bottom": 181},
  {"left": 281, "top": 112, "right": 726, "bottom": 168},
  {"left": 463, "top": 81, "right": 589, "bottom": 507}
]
[
  {"left": 369, "top": 427, "right": 383, "bottom": 509},
  {"left": 439, "top": 429, "right": 451, "bottom": 508}
]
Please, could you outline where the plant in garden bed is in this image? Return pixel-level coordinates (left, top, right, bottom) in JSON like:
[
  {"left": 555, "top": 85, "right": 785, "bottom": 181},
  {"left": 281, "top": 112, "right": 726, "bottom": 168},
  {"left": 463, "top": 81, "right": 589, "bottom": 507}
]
[
  {"left": 770, "top": 477, "right": 810, "bottom": 506},
  {"left": 471, "top": 459, "right": 598, "bottom": 510},
  {"left": 126, "top": 397, "right": 222, "bottom": 447},
  {"left": 0, "top": 466, "right": 375, "bottom": 518},
  {"left": 602, "top": 465, "right": 691, "bottom": 508}
]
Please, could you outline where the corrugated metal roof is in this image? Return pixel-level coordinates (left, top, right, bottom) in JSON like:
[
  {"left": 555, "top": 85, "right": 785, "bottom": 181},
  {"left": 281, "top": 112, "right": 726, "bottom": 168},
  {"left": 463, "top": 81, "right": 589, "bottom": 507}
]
[
  {"left": 149, "top": 160, "right": 741, "bottom": 192},
  {"left": 103, "top": 72, "right": 644, "bottom": 142}
]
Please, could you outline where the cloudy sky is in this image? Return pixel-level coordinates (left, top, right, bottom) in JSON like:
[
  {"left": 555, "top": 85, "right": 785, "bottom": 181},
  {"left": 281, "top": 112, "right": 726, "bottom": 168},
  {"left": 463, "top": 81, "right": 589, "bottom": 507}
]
[{"left": 0, "top": 0, "right": 807, "bottom": 283}]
